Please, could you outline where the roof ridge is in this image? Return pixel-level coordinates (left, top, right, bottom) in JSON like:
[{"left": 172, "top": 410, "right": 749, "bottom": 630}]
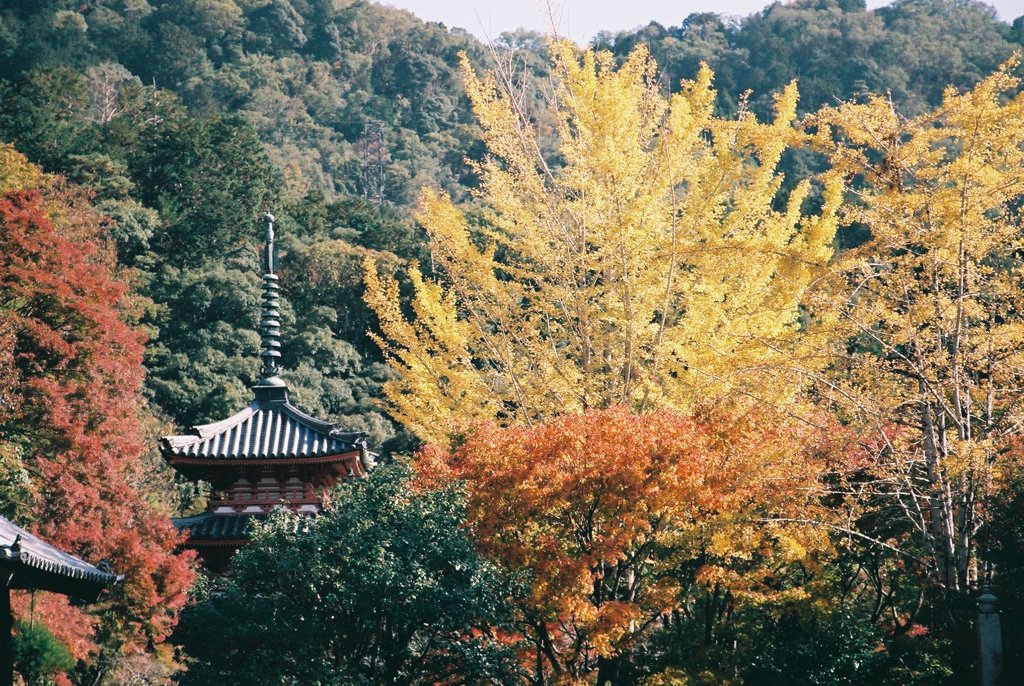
[
  {"left": 162, "top": 405, "right": 256, "bottom": 448},
  {"left": 278, "top": 400, "right": 337, "bottom": 435},
  {"left": 195, "top": 405, "right": 258, "bottom": 439}
]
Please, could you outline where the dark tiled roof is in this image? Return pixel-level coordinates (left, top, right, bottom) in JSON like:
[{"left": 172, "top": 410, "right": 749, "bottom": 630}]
[
  {"left": 175, "top": 513, "right": 259, "bottom": 541},
  {"left": 0, "top": 516, "right": 120, "bottom": 600},
  {"left": 174, "top": 512, "right": 312, "bottom": 544},
  {"left": 161, "top": 398, "right": 364, "bottom": 462}
]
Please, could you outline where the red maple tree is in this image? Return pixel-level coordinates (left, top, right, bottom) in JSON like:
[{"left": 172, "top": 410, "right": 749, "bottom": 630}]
[
  {"left": 418, "top": 406, "right": 831, "bottom": 683},
  {"left": 0, "top": 176, "right": 193, "bottom": 664}
]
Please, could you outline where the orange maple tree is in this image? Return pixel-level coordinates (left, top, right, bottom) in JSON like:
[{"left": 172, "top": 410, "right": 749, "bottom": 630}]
[
  {"left": 418, "top": 406, "right": 830, "bottom": 684},
  {"left": 0, "top": 151, "right": 194, "bottom": 671}
]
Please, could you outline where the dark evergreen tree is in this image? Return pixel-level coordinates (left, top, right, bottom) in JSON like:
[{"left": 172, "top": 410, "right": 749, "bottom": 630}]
[{"left": 175, "top": 463, "right": 522, "bottom": 686}]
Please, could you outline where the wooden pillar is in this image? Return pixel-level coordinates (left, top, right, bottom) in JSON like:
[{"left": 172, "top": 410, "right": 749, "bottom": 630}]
[{"left": 0, "top": 586, "right": 12, "bottom": 686}]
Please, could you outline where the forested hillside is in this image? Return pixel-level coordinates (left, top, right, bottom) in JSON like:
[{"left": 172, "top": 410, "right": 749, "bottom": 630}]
[
  {"left": 0, "top": 0, "right": 497, "bottom": 453},
  {"left": 601, "top": 0, "right": 1023, "bottom": 117},
  {"left": 2, "top": 0, "right": 1024, "bottom": 683},
  {"left": 1, "top": 0, "right": 1020, "bottom": 446}
]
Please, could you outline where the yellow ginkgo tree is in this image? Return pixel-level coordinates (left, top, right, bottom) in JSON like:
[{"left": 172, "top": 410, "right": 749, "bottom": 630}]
[
  {"left": 813, "top": 57, "right": 1024, "bottom": 594},
  {"left": 365, "top": 41, "right": 840, "bottom": 443}
]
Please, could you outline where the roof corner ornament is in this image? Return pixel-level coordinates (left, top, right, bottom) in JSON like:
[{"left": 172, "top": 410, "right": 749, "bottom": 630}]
[
  {"left": 357, "top": 438, "right": 377, "bottom": 472},
  {"left": 259, "top": 212, "right": 282, "bottom": 383}
]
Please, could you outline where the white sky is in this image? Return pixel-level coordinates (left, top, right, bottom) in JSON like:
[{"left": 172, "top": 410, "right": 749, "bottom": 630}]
[{"left": 382, "top": 0, "right": 1022, "bottom": 44}]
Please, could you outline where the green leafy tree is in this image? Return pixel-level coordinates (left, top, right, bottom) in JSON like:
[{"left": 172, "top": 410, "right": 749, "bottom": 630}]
[
  {"left": 0, "top": 68, "right": 90, "bottom": 169},
  {"left": 12, "top": 621, "right": 75, "bottom": 686},
  {"left": 175, "top": 462, "right": 522, "bottom": 686},
  {"left": 131, "top": 112, "right": 280, "bottom": 267}
]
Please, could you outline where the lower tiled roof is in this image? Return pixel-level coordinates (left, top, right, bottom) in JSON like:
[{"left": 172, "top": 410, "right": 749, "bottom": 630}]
[
  {"left": 174, "top": 511, "right": 314, "bottom": 544},
  {"left": 174, "top": 513, "right": 258, "bottom": 542}
]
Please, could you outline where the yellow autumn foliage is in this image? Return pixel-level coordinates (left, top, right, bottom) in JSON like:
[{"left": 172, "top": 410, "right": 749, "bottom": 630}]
[
  {"left": 813, "top": 56, "right": 1024, "bottom": 591},
  {"left": 0, "top": 143, "right": 42, "bottom": 194},
  {"left": 365, "top": 41, "right": 839, "bottom": 443}
]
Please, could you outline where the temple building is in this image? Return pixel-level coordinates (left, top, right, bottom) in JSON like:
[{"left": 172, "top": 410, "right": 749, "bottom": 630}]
[{"left": 161, "top": 214, "right": 374, "bottom": 570}]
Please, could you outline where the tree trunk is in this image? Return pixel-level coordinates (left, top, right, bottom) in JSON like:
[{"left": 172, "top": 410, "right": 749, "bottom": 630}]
[{"left": 920, "top": 388, "right": 959, "bottom": 592}]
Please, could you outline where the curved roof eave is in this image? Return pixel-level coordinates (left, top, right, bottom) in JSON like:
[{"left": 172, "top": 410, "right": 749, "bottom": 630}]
[{"left": 161, "top": 399, "right": 367, "bottom": 462}]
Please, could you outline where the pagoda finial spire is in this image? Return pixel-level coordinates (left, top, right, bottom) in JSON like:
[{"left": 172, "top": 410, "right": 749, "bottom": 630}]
[{"left": 259, "top": 212, "right": 282, "bottom": 382}]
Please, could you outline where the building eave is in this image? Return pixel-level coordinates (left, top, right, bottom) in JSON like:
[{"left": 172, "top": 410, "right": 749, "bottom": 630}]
[{"left": 165, "top": 448, "right": 363, "bottom": 467}]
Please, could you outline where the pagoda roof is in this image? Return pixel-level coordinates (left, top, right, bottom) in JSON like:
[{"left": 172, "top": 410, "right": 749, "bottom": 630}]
[
  {"left": 173, "top": 512, "right": 312, "bottom": 545},
  {"left": 0, "top": 516, "right": 121, "bottom": 601},
  {"left": 161, "top": 395, "right": 365, "bottom": 464},
  {"left": 174, "top": 513, "right": 258, "bottom": 544},
  {"left": 160, "top": 214, "right": 374, "bottom": 474}
]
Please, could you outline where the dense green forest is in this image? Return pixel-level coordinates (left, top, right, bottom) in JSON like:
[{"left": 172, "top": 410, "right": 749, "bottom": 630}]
[
  {"left": 0, "top": 0, "right": 498, "bottom": 460},
  {"left": 2, "top": 0, "right": 1024, "bottom": 683},
  {"left": 2, "top": 0, "right": 1021, "bottom": 452}
]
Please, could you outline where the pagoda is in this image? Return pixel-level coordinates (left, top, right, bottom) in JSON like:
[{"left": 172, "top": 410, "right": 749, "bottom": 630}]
[{"left": 161, "top": 214, "right": 374, "bottom": 570}]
